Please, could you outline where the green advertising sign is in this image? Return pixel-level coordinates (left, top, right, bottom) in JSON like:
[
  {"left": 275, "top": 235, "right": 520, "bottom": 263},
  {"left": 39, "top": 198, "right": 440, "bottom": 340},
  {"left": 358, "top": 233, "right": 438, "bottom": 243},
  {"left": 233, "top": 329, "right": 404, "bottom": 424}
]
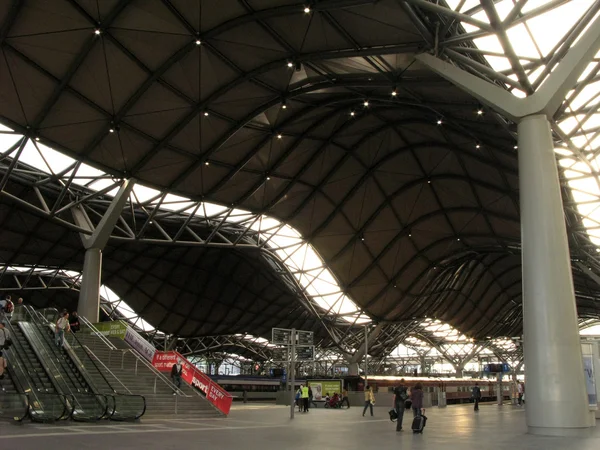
[
  {"left": 84, "top": 321, "right": 128, "bottom": 339},
  {"left": 307, "top": 380, "right": 343, "bottom": 401}
]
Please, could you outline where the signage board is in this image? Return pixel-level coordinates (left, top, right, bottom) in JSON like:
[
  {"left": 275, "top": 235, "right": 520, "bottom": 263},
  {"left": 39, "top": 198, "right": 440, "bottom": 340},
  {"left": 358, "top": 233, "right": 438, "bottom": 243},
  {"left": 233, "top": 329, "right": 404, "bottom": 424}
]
[
  {"left": 307, "top": 380, "right": 343, "bottom": 400},
  {"left": 296, "top": 331, "right": 313, "bottom": 346},
  {"left": 152, "top": 351, "right": 233, "bottom": 415},
  {"left": 272, "top": 328, "right": 291, "bottom": 345},
  {"left": 271, "top": 347, "right": 289, "bottom": 362},
  {"left": 296, "top": 346, "right": 314, "bottom": 361},
  {"left": 86, "top": 321, "right": 127, "bottom": 339},
  {"left": 124, "top": 326, "right": 156, "bottom": 362}
]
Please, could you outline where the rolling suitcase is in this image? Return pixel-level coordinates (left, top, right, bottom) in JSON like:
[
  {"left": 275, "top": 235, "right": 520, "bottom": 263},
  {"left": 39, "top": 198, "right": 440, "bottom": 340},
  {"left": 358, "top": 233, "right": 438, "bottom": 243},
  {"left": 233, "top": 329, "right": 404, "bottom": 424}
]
[{"left": 411, "top": 410, "right": 427, "bottom": 433}]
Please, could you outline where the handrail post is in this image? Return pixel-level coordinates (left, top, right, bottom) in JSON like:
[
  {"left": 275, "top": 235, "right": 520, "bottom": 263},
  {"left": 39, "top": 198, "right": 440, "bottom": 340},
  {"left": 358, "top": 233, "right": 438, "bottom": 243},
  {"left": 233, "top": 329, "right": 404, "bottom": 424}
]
[{"left": 154, "top": 377, "right": 157, "bottom": 394}]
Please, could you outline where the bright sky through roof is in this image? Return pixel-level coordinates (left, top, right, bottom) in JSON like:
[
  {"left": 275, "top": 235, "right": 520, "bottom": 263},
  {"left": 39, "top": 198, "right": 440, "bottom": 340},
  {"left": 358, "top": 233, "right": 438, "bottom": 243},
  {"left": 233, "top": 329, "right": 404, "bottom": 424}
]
[
  {"left": 1, "top": 0, "right": 600, "bottom": 349},
  {"left": 0, "top": 128, "right": 370, "bottom": 327}
]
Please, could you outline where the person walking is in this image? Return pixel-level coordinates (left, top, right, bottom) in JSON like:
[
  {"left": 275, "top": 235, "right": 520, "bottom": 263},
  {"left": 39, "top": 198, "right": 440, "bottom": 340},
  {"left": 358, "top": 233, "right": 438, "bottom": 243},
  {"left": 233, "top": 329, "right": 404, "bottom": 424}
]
[
  {"left": 295, "top": 387, "right": 302, "bottom": 412},
  {"left": 69, "top": 311, "right": 81, "bottom": 333},
  {"left": 472, "top": 382, "right": 482, "bottom": 412},
  {"left": 393, "top": 379, "right": 409, "bottom": 431},
  {"left": 301, "top": 383, "right": 309, "bottom": 412},
  {"left": 171, "top": 359, "right": 183, "bottom": 395},
  {"left": 362, "top": 385, "right": 375, "bottom": 417},
  {"left": 411, "top": 383, "right": 424, "bottom": 417},
  {"left": 54, "top": 312, "right": 70, "bottom": 347}
]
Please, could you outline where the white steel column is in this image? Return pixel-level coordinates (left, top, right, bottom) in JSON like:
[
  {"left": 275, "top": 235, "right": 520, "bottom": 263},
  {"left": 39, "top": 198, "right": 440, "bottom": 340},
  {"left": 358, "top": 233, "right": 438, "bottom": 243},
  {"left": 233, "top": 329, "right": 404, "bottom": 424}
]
[
  {"left": 73, "top": 179, "right": 135, "bottom": 322},
  {"left": 519, "top": 115, "right": 589, "bottom": 435},
  {"left": 78, "top": 248, "right": 102, "bottom": 322}
]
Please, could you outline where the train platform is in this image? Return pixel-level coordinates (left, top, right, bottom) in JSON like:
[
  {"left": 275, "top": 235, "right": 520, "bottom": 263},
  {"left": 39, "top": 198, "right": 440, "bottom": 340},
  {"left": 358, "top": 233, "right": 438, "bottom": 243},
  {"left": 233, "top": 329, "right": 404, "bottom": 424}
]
[{"left": 0, "top": 403, "right": 599, "bottom": 449}]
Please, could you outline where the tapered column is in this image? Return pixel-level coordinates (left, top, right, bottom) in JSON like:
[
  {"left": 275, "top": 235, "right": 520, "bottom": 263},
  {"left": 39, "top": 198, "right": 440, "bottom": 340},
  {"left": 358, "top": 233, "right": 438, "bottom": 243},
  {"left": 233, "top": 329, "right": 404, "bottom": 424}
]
[
  {"left": 519, "top": 114, "right": 589, "bottom": 435},
  {"left": 78, "top": 247, "right": 102, "bottom": 322}
]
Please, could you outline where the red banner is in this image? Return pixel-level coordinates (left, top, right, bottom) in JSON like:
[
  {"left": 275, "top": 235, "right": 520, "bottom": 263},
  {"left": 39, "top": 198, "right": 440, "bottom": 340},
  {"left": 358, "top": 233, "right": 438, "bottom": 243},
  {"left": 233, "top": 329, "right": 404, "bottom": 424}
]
[{"left": 152, "top": 351, "right": 232, "bottom": 415}]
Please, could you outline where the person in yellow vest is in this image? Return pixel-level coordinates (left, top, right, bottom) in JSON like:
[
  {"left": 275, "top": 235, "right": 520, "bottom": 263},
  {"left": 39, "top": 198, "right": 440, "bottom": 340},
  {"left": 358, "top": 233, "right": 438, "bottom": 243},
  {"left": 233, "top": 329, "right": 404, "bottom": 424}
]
[
  {"left": 362, "top": 385, "right": 375, "bottom": 417},
  {"left": 301, "top": 384, "right": 309, "bottom": 412}
]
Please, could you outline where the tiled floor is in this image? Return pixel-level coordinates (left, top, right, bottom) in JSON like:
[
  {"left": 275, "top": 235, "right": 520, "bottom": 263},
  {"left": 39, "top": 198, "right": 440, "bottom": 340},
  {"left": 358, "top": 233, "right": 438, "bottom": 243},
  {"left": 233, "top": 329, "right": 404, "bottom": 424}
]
[{"left": 0, "top": 403, "right": 599, "bottom": 449}]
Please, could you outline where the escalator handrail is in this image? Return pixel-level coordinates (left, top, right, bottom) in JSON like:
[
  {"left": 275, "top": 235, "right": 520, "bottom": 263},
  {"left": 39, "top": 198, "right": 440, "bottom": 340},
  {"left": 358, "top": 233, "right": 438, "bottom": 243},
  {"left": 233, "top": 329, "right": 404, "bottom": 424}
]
[
  {"left": 16, "top": 320, "right": 94, "bottom": 417},
  {"left": 24, "top": 307, "right": 146, "bottom": 421},
  {"left": 1, "top": 314, "right": 53, "bottom": 420},
  {"left": 108, "top": 393, "right": 147, "bottom": 421},
  {"left": 31, "top": 309, "right": 118, "bottom": 407},
  {"left": 21, "top": 310, "right": 109, "bottom": 421}
]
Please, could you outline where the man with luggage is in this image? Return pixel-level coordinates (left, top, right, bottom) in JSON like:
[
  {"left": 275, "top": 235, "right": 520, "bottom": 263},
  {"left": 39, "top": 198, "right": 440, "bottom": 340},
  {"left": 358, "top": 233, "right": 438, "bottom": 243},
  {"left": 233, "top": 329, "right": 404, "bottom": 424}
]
[
  {"left": 393, "top": 379, "right": 409, "bottom": 432},
  {"left": 472, "top": 382, "right": 482, "bottom": 411}
]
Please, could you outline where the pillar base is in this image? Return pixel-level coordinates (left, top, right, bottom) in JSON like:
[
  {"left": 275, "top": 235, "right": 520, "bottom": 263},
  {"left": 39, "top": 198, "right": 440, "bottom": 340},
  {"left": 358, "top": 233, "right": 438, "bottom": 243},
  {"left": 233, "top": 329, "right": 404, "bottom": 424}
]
[{"left": 528, "top": 426, "right": 593, "bottom": 437}]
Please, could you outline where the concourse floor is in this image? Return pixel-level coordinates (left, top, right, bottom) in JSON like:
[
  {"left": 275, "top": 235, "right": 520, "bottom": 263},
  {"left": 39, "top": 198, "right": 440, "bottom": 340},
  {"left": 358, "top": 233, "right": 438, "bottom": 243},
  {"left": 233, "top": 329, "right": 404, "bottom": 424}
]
[{"left": 1, "top": 403, "right": 599, "bottom": 449}]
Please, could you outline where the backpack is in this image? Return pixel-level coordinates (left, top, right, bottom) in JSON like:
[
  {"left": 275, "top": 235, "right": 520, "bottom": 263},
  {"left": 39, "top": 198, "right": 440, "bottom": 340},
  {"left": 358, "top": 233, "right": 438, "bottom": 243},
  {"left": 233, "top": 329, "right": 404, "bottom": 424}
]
[
  {"left": 395, "top": 387, "right": 408, "bottom": 401},
  {"left": 4, "top": 299, "right": 13, "bottom": 314}
]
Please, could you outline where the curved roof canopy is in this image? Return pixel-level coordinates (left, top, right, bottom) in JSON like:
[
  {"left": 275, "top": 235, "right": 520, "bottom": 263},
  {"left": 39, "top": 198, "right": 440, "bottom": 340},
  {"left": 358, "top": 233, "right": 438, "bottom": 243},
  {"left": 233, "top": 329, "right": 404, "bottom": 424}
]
[{"left": 1, "top": 0, "right": 600, "bottom": 349}]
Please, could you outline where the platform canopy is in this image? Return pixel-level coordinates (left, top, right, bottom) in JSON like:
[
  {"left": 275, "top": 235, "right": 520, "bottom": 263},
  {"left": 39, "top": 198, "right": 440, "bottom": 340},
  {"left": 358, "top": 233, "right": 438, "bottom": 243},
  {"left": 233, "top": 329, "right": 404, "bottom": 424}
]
[{"left": 1, "top": 0, "right": 600, "bottom": 358}]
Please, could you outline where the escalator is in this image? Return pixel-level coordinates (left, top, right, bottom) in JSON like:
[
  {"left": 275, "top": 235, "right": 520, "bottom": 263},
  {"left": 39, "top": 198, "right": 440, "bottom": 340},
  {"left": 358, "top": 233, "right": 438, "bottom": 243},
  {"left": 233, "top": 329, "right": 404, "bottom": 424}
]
[
  {"left": 31, "top": 307, "right": 145, "bottom": 420},
  {"left": 18, "top": 319, "right": 108, "bottom": 421},
  {"left": 1, "top": 318, "right": 71, "bottom": 422}
]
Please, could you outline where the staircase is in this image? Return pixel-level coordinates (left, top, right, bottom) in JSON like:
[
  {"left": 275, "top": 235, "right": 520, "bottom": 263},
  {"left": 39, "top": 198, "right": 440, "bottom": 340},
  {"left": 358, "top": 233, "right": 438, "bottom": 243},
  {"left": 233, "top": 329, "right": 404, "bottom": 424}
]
[{"left": 70, "top": 333, "right": 222, "bottom": 419}]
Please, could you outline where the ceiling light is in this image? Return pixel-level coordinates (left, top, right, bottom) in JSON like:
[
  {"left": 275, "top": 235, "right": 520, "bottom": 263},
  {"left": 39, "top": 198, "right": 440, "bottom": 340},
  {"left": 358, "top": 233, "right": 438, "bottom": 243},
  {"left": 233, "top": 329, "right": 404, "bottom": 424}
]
[
  {"left": 427, "top": 180, "right": 431, "bottom": 184},
  {"left": 109, "top": 128, "right": 114, "bottom": 133},
  {"left": 363, "top": 100, "right": 369, "bottom": 107},
  {"left": 304, "top": 6, "right": 311, "bottom": 13},
  {"left": 437, "top": 119, "right": 442, "bottom": 125},
  {"left": 350, "top": 111, "right": 355, "bottom": 116},
  {"left": 204, "top": 161, "right": 209, "bottom": 166},
  {"left": 266, "top": 176, "right": 271, "bottom": 180},
  {"left": 35, "top": 137, "right": 40, "bottom": 141},
  {"left": 204, "top": 112, "right": 209, "bottom": 116},
  {"left": 277, "top": 134, "right": 282, "bottom": 139},
  {"left": 361, "top": 237, "right": 365, "bottom": 241},
  {"left": 94, "top": 29, "right": 101, "bottom": 35},
  {"left": 282, "top": 104, "right": 287, "bottom": 109},
  {"left": 596, "top": 248, "right": 600, "bottom": 252},
  {"left": 195, "top": 39, "right": 201, "bottom": 45},
  {"left": 514, "top": 145, "right": 518, "bottom": 149},
  {"left": 391, "top": 90, "right": 397, "bottom": 96},
  {"left": 457, "top": 238, "right": 461, "bottom": 241},
  {"left": 476, "top": 144, "right": 481, "bottom": 149},
  {"left": 287, "top": 61, "right": 293, "bottom": 68},
  {"left": 477, "top": 110, "right": 483, "bottom": 115},
  {"left": 408, "top": 233, "right": 412, "bottom": 237}
]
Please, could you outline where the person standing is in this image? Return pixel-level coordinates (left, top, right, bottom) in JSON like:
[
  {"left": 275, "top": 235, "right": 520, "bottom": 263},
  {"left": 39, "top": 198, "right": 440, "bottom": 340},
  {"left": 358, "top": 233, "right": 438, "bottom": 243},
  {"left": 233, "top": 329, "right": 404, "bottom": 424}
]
[
  {"left": 55, "top": 312, "right": 70, "bottom": 347},
  {"left": 1, "top": 295, "right": 14, "bottom": 322},
  {"left": 362, "top": 385, "right": 375, "bottom": 417},
  {"left": 171, "top": 359, "right": 183, "bottom": 395},
  {"left": 301, "top": 383, "right": 309, "bottom": 412},
  {"left": 342, "top": 387, "right": 350, "bottom": 408},
  {"left": 393, "top": 379, "right": 409, "bottom": 431},
  {"left": 411, "top": 383, "right": 424, "bottom": 417},
  {"left": 472, "top": 382, "right": 482, "bottom": 412},
  {"left": 69, "top": 311, "right": 81, "bottom": 333},
  {"left": 0, "top": 322, "right": 9, "bottom": 380},
  {"left": 517, "top": 382, "right": 524, "bottom": 406}
]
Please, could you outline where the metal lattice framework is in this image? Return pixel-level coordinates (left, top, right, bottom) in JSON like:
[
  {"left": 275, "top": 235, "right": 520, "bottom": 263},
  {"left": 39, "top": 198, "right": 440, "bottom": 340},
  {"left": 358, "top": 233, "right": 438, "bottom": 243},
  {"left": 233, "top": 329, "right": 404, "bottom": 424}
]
[{"left": 1, "top": 0, "right": 600, "bottom": 368}]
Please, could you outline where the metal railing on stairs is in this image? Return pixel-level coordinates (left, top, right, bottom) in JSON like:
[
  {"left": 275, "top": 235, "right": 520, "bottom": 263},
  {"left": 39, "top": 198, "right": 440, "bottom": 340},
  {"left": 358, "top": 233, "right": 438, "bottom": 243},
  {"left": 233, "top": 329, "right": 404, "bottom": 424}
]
[{"left": 34, "top": 307, "right": 146, "bottom": 421}]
